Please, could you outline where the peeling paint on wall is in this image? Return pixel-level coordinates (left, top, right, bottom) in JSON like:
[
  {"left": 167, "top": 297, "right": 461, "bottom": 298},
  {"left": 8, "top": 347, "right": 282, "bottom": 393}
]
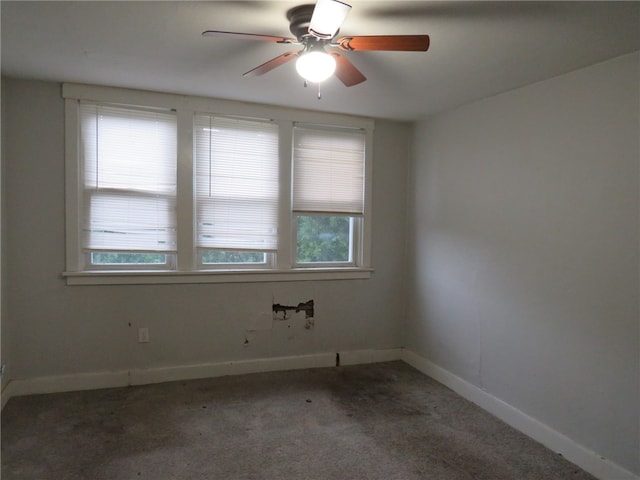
[
  {"left": 272, "top": 300, "right": 314, "bottom": 320},
  {"left": 243, "top": 300, "right": 316, "bottom": 345}
]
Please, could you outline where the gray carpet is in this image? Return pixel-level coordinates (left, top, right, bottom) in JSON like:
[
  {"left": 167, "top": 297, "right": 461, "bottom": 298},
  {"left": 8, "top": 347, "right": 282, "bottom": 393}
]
[{"left": 2, "top": 361, "right": 596, "bottom": 480}]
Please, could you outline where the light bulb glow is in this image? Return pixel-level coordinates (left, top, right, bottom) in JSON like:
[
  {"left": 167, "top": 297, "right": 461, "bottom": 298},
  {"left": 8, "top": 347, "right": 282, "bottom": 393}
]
[{"left": 295, "top": 51, "right": 336, "bottom": 83}]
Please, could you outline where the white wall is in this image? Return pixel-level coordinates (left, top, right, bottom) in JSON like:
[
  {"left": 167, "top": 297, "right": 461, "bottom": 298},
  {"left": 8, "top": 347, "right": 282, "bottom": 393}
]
[
  {"left": 1, "top": 78, "right": 7, "bottom": 393},
  {"left": 2, "top": 78, "right": 410, "bottom": 382},
  {"left": 407, "top": 52, "right": 639, "bottom": 475}
]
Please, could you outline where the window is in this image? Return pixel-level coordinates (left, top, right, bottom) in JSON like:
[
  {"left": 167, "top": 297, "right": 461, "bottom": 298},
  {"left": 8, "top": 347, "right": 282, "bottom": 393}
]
[
  {"left": 194, "top": 115, "right": 279, "bottom": 269},
  {"left": 79, "top": 104, "right": 177, "bottom": 270},
  {"left": 292, "top": 125, "right": 365, "bottom": 267},
  {"left": 63, "top": 84, "right": 373, "bottom": 284}
]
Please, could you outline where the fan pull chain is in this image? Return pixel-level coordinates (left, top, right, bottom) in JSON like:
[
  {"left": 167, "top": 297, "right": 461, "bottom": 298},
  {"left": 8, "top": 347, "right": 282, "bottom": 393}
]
[{"left": 302, "top": 79, "right": 323, "bottom": 100}]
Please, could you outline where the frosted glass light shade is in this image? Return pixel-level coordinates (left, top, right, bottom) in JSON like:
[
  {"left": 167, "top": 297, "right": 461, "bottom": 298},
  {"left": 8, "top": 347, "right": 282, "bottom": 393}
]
[
  {"left": 295, "top": 51, "right": 336, "bottom": 83},
  {"left": 308, "top": 0, "right": 352, "bottom": 39}
]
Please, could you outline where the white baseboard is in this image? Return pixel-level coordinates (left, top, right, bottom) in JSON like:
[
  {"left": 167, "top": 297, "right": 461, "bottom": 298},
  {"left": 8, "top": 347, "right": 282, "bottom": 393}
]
[
  {"left": 401, "top": 349, "right": 639, "bottom": 480},
  {"left": 339, "top": 347, "right": 403, "bottom": 366},
  {"left": 1, "top": 383, "right": 14, "bottom": 410},
  {"left": 130, "top": 348, "right": 403, "bottom": 386},
  {"left": 0, "top": 348, "right": 402, "bottom": 408},
  {"left": 129, "top": 352, "right": 338, "bottom": 386},
  {"left": 3, "top": 370, "right": 130, "bottom": 402}
]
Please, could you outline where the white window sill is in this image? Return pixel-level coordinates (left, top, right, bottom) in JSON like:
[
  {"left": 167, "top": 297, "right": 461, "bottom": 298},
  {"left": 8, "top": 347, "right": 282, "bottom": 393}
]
[{"left": 62, "top": 268, "right": 373, "bottom": 285}]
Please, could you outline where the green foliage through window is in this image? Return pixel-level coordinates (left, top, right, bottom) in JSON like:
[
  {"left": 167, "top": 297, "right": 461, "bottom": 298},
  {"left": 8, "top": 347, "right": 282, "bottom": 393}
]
[
  {"left": 202, "top": 250, "right": 265, "bottom": 264},
  {"left": 91, "top": 252, "right": 167, "bottom": 265},
  {"left": 296, "top": 215, "right": 351, "bottom": 263}
]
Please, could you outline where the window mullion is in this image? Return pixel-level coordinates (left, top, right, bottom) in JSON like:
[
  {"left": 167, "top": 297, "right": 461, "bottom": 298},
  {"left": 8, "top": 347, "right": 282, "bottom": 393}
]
[
  {"left": 277, "top": 121, "right": 293, "bottom": 270},
  {"left": 176, "top": 109, "right": 195, "bottom": 271},
  {"left": 65, "top": 98, "right": 82, "bottom": 272},
  {"left": 362, "top": 128, "right": 374, "bottom": 267}
]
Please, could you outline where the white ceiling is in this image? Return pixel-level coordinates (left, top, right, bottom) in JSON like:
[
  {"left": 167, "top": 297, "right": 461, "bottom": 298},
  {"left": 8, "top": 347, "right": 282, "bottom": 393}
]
[{"left": 2, "top": 1, "right": 639, "bottom": 121}]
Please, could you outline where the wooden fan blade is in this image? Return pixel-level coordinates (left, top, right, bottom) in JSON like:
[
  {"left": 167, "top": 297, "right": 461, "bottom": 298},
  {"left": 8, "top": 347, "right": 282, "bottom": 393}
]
[
  {"left": 243, "top": 51, "right": 300, "bottom": 77},
  {"left": 336, "top": 35, "right": 430, "bottom": 51},
  {"left": 329, "top": 52, "right": 366, "bottom": 86},
  {"left": 202, "top": 30, "right": 298, "bottom": 44}
]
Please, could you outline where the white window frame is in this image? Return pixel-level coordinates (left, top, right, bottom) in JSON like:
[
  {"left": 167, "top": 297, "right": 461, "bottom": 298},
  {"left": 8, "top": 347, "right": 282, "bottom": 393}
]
[{"left": 63, "top": 83, "right": 373, "bottom": 285}]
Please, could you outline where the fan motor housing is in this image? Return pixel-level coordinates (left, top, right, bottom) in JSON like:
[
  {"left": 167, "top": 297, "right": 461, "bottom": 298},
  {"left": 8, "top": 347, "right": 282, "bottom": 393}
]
[{"left": 287, "top": 4, "right": 325, "bottom": 41}]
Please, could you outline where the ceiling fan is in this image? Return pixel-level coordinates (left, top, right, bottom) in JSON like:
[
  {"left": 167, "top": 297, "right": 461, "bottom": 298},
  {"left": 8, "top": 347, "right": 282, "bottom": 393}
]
[{"left": 202, "top": 0, "right": 430, "bottom": 89}]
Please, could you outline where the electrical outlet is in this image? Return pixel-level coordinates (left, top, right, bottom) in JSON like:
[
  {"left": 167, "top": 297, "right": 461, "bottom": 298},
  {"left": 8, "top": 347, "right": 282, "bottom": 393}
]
[{"left": 138, "top": 327, "right": 150, "bottom": 343}]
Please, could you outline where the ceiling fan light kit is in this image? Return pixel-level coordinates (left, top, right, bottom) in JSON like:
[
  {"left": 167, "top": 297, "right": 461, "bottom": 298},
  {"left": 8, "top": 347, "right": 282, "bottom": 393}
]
[
  {"left": 202, "top": 0, "right": 430, "bottom": 97},
  {"left": 296, "top": 49, "right": 336, "bottom": 83}
]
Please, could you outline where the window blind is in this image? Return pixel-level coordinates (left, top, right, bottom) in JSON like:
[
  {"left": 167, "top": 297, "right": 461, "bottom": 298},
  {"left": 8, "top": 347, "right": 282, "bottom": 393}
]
[
  {"left": 80, "top": 104, "right": 177, "bottom": 252},
  {"left": 292, "top": 126, "right": 365, "bottom": 215},
  {"left": 194, "top": 115, "right": 279, "bottom": 251}
]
